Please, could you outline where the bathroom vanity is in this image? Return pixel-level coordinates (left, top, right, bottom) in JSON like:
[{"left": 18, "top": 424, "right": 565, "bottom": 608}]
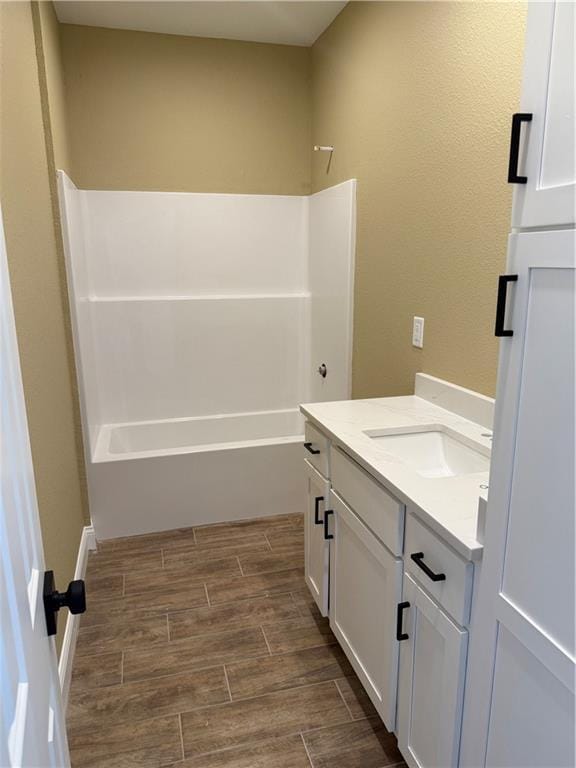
[{"left": 301, "top": 374, "right": 493, "bottom": 768}]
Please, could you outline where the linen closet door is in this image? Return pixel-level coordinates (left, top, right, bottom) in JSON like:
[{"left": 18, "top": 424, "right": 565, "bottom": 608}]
[
  {"left": 510, "top": 0, "right": 575, "bottom": 229},
  {"left": 461, "top": 228, "right": 575, "bottom": 767}
]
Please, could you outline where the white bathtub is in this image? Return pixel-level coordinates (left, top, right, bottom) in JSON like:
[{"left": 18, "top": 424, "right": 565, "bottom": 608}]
[{"left": 89, "top": 409, "right": 306, "bottom": 539}]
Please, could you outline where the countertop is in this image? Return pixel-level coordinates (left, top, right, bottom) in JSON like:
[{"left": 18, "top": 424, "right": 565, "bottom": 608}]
[{"left": 301, "top": 395, "right": 490, "bottom": 561}]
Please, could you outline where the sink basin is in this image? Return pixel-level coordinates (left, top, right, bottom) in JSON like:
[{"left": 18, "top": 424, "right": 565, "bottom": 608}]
[{"left": 363, "top": 425, "right": 490, "bottom": 479}]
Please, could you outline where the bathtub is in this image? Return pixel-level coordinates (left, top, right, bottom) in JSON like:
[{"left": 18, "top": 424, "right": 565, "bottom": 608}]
[{"left": 89, "top": 409, "right": 306, "bottom": 539}]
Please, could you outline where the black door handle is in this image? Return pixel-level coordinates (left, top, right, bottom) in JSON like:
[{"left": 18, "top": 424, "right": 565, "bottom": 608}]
[
  {"left": 396, "top": 601, "right": 410, "bottom": 641},
  {"left": 410, "top": 552, "right": 446, "bottom": 582},
  {"left": 323, "top": 509, "right": 334, "bottom": 540},
  {"left": 495, "top": 274, "right": 518, "bottom": 337},
  {"left": 314, "top": 495, "right": 324, "bottom": 525},
  {"left": 43, "top": 570, "right": 86, "bottom": 636},
  {"left": 304, "top": 442, "right": 321, "bottom": 455},
  {"left": 508, "top": 113, "right": 532, "bottom": 183}
]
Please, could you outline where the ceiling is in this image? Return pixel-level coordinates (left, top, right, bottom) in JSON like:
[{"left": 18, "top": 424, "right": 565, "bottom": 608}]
[{"left": 54, "top": 1, "right": 347, "bottom": 46}]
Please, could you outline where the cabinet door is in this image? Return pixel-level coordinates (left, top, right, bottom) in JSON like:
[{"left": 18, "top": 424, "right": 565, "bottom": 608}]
[
  {"left": 397, "top": 574, "right": 468, "bottom": 768},
  {"left": 460, "top": 229, "right": 575, "bottom": 767},
  {"left": 511, "top": 0, "right": 575, "bottom": 228},
  {"left": 329, "top": 491, "right": 402, "bottom": 731},
  {"left": 304, "top": 460, "right": 330, "bottom": 616}
]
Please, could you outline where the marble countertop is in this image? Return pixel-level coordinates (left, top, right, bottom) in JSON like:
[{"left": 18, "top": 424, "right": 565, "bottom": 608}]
[{"left": 300, "top": 394, "right": 491, "bottom": 561}]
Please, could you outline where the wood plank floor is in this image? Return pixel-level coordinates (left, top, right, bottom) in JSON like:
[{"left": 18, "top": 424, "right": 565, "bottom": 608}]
[{"left": 67, "top": 513, "right": 408, "bottom": 768}]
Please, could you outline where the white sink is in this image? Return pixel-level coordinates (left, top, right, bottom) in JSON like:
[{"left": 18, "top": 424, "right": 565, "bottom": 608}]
[{"left": 363, "top": 425, "right": 490, "bottom": 479}]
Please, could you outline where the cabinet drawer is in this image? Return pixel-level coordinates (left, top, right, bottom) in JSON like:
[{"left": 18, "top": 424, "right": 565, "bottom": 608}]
[
  {"left": 404, "top": 513, "right": 473, "bottom": 626},
  {"left": 304, "top": 422, "right": 330, "bottom": 479},
  {"left": 331, "top": 446, "right": 404, "bottom": 557}
]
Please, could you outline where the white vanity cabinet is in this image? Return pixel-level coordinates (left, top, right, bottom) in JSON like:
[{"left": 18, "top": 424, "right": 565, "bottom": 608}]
[
  {"left": 397, "top": 574, "right": 468, "bottom": 768},
  {"left": 301, "top": 420, "right": 478, "bottom": 762},
  {"left": 510, "top": 0, "right": 575, "bottom": 229},
  {"left": 329, "top": 490, "right": 403, "bottom": 731},
  {"left": 304, "top": 459, "right": 330, "bottom": 616},
  {"left": 398, "top": 513, "right": 472, "bottom": 768}
]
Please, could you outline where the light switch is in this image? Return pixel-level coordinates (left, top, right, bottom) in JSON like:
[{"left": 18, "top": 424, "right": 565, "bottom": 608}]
[{"left": 412, "top": 316, "right": 424, "bottom": 348}]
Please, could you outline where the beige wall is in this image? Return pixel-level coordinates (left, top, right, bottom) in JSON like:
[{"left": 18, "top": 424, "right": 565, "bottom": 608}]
[
  {"left": 34, "top": 0, "right": 71, "bottom": 173},
  {"left": 312, "top": 1, "right": 526, "bottom": 397},
  {"left": 0, "top": 0, "right": 87, "bottom": 651},
  {"left": 60, "top": 24, "right": 312, "bottom": 194}
]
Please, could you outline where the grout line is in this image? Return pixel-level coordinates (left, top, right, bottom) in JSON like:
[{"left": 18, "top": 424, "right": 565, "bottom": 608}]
[
  {"left": 123, "top": 638, "right": 344, "bottom": 688},
  {"left": 334, "top": 678, "right": 355, "bottom": 721},
  {"left": 104, "top": 663, "right": 347, "bottom": 710},
  {"left": 222, "top": 665, "right": 233, "bottom": 702},
  {"left": 260, "top": 625, "right": 273, "bottom": 656},
  {"left": 87, "top": 660, "right": 245, "bottom": 692},
  {"left": 203, "top": 582, "right": 211, "bottom": 607},
  {"left": 180, "top": 677, "right": 356, "bottom": 713},
  {"left": 300, "top": 733, "right": 315, "bottom": 768},
  {"left": 177, "top": 713, "right": 185, "bottom": 762}
]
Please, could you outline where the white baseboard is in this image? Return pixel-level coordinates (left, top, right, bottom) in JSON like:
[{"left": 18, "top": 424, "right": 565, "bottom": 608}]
[{"left": 58, "top": 524, "right": 96, "bottom": 709}]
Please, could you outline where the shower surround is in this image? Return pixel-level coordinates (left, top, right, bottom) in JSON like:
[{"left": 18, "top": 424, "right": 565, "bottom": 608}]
[{"left": 58, "top": 173, "right": 356, "bottom": 538}]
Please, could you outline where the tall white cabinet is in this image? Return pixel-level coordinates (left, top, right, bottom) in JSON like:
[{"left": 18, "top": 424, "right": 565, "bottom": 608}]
[
  {"left": 461, "top": 1, "right": 575, "bottom": 765},
  {"left": 510, "top": 1, "right": 575, "bottom": 228}
]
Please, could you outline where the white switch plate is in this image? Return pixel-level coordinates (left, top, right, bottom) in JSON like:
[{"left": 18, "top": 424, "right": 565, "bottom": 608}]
[{"left": 412, "top": 316, "right": 424, "bottom": 348}]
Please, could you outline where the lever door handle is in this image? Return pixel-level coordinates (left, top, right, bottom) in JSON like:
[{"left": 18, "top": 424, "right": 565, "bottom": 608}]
[{"left": 43, "top": 570, "right": 86, "bottom": 637}]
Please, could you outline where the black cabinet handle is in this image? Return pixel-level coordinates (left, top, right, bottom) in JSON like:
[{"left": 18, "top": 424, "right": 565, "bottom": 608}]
[
  {"left": 396, "top": 601, "right": 410, "bottom": 641},
  {"left": 495, "top": 274, "right": 518, "bottom": 337},
  {"left": 508, "top": 113, "right": 532, "bottom": 184},
  {"left": 314, "top": 496, "right": 324, "bottom": 525},
  {"left": 304, "top": 442, "right": 321, "bottom": 455},
  {"left": 410, "top": 552, "right": 446, "bottom": 582},
  {"left": 323, "top": 509, "right": 334, "bottom": 540}
]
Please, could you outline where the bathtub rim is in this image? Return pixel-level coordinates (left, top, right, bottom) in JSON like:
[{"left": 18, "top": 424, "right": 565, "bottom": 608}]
[{"left": 92, "top": 408, "right": 305, "bottom": 464}]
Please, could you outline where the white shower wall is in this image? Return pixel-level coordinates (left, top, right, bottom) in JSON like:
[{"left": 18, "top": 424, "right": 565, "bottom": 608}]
[
  {"left": 82, "top": 191, "right": 308, "bottom": 297},
  {"left": 58, "top": 173, "right": 356, "bottom": 457}
]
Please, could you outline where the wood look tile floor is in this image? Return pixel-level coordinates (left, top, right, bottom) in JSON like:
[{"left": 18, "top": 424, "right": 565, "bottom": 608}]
[{"left": 67, "top": 513, "right": 408, "bottom": 768}]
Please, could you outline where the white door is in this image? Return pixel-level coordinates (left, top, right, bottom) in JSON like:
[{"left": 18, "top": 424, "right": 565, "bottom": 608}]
[
  {"left": 397, "top": 574, "right": 468, "bottom": 768},
  {"left": 510, "top": 0, "right": 575, "bottom": 229},
  {"left": 308, "top": 180, "right": 356, "bottom": 402},
  {"left": 460, "top": 229, "right": 575, "bottom": 767},
  {"left": 0, "top": 211, "right": 69, "bottom": 766},
  {"left": 329, "top": 490, "right": 402, "bottom": 731},
  {"left": 304, "top": 459, "right": 330, "bottom": 616}
]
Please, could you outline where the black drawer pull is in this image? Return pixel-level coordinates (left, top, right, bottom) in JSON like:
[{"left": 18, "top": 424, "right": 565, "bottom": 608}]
[
  {"left": 411, "top": 552, "right": 446, "bottom": 582},
  {"left": 314, "top": 496, "right": 324, "bottom": 525},
  {"left": 396, "top": 601, "right": 410, "bottom": 641},
  {"left": 507, "top": 113, "right": 532, "bottom": 184},
  {"left": 304, "top": 442, "right": 320, "bottom": 455},
  {"left": 495, "top": 274, "right": 518, "bottom": 337},
  {"left": 323, "top": 509, "right": 334, "bottom": 540}
]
